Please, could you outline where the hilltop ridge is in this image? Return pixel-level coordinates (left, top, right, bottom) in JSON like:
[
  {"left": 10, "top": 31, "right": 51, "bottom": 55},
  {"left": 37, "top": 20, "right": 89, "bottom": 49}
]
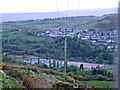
[{"left": 2, "top": 7, "right": 117, "bottom": 22}]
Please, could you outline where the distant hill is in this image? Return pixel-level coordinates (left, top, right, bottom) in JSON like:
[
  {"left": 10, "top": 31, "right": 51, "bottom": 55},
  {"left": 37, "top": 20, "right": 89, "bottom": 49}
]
[
  {"left": 2, "top": 8, "right": 117, "bottom": 22},
  {"left": 2, "top": 13, "right": 117, "bottom": 30}
]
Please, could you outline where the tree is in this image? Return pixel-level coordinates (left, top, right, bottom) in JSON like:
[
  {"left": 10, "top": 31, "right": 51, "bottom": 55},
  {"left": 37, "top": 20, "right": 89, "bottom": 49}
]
[
  {"left": 80, "top": 64, "right": 84, "bottom": 70},
  {"left": 53, "top": 60, "right": 56, "bottom": 67},
  {"left": 96, "top": 53, "right": 104, "bottom": 63},
  {"left": 101, "top": 32, "right": 104, "bottom": 36},
  {"left": 60, "top": 61, "right": 62, "bottom": 68},
  {"left": 96, "top": 65, "right": 100, "bottom": 69},
  {"left": 49, "top": 60, "right": 52, "bottom": 68},
  {"left": 57, "top": 61, "right": 59, "bottom": 68},
  {"left": 107, "top": 53, "right": 114, "bottom": 64},
  {"left": 92, "top": 68, "right": 97, "bottom": 75},
  {"left": 22, "top": 54, "right": 28, "bottom": 60},
  {"left": 43, "top": 64, "right": 48, "bottom": 68},
  {"left": 2, "top": 55, "right": 12, "bottom": 62},
  {"left": 90, "top": 36, "right": 92, "bottom": 40},
  {"left": 91, "top": 67, "right": 94, "bottom": 70},
  {"left": 12, "top": 55, "right": 17, "bottom": 61}
]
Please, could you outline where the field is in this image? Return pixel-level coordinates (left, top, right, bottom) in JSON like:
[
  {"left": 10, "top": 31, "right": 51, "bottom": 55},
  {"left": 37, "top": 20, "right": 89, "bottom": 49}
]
[
  {"left": 68, "top": 61, "right": 108, "bottom": 69},
  {"left": 81, "top": 80, "right": 114, "bottom": 88}
]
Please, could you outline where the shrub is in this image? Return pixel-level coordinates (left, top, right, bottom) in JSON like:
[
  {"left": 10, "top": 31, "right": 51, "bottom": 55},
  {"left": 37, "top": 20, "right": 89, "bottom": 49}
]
[
  {"left": 51, "top": 81, "right": 74, "bottom": 88},
  {"left": 95, "top": 74, "right": 104, "bottom": 79},
  {"left": 65, "top": 76, "right": 74, "bottom": 83},
  {"left": 67, "top": 72, "right": 74, "bottom": 76},
  {"left": 2, "top": 56, "right": 12, "bottom": 62},
  {"left": 67, "top": 65, "right": 78, "bottom": 73},
  {"left": 106, "top": 70, "right": 113, "bottom": 78},
  {"left": 76, "top": 70, "right": 86, "bottom": 76},
  {"left": 92, "top": 68, "right": 97, "bottom": 75},
  {"left": 53, "top": 67, "right": 59, "bottom": 71},
  {"left": 0, "top": 63, "right": 6, "bottom": 70}
]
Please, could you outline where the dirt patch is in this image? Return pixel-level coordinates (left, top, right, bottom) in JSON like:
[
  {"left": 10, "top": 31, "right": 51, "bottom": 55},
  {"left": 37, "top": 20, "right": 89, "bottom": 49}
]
[
  {"left": 56, "top": 60, "right": 108, "bottom": 69},
  {"left": 68, "top": 61, "right": 108, "bottom": 69}
]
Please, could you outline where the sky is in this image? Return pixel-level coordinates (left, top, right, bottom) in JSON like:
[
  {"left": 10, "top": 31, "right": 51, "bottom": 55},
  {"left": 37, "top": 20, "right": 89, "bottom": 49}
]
[{"left": 0, "top": 0, "right": 119, "bottom": 13}]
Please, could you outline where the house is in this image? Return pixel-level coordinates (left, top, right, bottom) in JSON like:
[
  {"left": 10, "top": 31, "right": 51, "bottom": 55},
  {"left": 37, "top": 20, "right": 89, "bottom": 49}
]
[
  {"left": 85, "top": 35, "right": 90, "bottom": 39},
  {"left": 19, "top": 29, "right": 22, "bottom": 31},
  {"left": 37, "top": 33, "right": 43, "bottom": 36},
  {"left": 46, "top": 31, "right": 50, "bottom": 34},
  {"left": 81, "top": 38, "right": 87, "bottom": 40},
  {"left": 92, "top": 40, "right": 96, "bottom": 43},
  {"left": 102, "top": 43, "right": 108, "bottom": 46}
]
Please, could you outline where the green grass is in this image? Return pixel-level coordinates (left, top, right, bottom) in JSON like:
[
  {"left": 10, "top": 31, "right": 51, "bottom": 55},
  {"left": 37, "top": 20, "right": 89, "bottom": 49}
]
[
  {"left": 108, "top": 43, "right": 116, "bottom": 46},
  {"left": 79, "top": 22, "right": 99, "bottom": 30},
  {"left": 0, "top": 72, "right": 23, "bottom": 88},
  {"left": 81, "top": 80, "right": 114, "bottom": 88},
  {"left": 101, "top": 20, "right": 111, "bottom": 23},
  {"left": 34, "top": 23, "right": 59, "bottom": 29}
]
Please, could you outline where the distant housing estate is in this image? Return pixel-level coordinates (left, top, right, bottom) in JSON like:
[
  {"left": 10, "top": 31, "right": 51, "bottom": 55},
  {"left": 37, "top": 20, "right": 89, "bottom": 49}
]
[{"left": 37, "top": 29, "right": 117, "bottom": 52}]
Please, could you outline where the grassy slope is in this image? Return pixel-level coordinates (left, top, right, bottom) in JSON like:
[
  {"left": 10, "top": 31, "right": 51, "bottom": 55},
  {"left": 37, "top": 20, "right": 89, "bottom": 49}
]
[
  {"left": 1, "top": 62, "right": 114, "bottom": 88},
  {"left": 2, "top": 14, "right": 117, "bottom": 31}
]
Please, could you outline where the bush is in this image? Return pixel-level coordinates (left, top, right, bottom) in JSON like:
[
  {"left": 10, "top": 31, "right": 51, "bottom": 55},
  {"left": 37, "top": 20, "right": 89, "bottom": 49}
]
[
  {"left": 99, "top": 69, "right": 106, "bottom": 76},
  {"left": 65, "top": 76, "right": 74, "bottom": 83},
  {"left": 76, "top": 70, "right": 86, "bottom": 76},
  {"left": 53, "top": 67, "right": 59, "bottom": 71},
  {"left": 60, "top": 75, "right": 65, "bottom": 78},
  {"left": 60, "top": 69, "right": 64, "bottom": 73},
  {"left": 85, "top": 70, "right": 92, "bottom": 75},
  {"left": 67, "top": 65, "right": 78, "bottom": 74},
  {"left": 92, "top": 68, "right": 97, "bottom": 75},
  {"left": 94, "top": 74, "right": 104, "bottom": 79},
  {"left": 2, "top": 56, "right": 12, "bottom": 62},
  {"left": 106, "top": 70, "right": 113, "bottom": 78},
  {"left": 52, "top": 81, "right": 74, "bottom": 88},
  {"left": 67, "top": 72, "right": 74, "bottom": 76}
]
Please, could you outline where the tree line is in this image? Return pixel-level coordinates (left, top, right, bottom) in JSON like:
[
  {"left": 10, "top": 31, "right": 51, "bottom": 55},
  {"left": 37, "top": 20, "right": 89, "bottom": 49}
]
[{"left": 2, "top": 35, "right": 114, "bottom": 64}]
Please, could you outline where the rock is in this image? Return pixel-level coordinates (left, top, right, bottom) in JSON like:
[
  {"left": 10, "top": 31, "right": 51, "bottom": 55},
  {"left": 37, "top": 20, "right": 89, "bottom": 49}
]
[
  {"left": 49, "top": 75, "right": 54, "bottom": 79},
  {"left": 0, "top": 70, "right": 6, "bottom": 76},
  {"left": 57, "top": 76, "right": 61, "bottom": 79}
]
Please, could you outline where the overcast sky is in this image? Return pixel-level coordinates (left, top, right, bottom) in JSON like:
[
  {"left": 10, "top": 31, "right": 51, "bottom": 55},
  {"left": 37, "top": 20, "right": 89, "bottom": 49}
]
[{"left": 0, "top": 0, "right": 119, "bottom": 13}]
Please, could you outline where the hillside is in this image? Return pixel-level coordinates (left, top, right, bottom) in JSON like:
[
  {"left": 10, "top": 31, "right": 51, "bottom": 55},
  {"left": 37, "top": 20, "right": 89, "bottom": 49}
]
[
  {"left": 2, "top": 13, "right": 117, "bottom": 30},
  {"left": 2, "top": 13, "right": 117, "bottom": 64},
  {"left": 0, "top": 62, "right": 114, "bottom": 89},
  {"left": 2, "top": 8, "right": 117, "bottom": 22}
]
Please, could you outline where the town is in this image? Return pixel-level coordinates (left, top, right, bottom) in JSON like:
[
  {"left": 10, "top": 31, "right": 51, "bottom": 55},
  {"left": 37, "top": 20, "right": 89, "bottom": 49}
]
[{"left": 37, "top": 29, "right": 117, "bottom": 52}]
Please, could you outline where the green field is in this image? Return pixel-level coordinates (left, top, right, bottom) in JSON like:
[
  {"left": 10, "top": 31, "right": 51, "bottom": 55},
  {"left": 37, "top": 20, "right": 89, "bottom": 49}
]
[{"left": 81, "top": 80, "right": 114, "bottom": 88}]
